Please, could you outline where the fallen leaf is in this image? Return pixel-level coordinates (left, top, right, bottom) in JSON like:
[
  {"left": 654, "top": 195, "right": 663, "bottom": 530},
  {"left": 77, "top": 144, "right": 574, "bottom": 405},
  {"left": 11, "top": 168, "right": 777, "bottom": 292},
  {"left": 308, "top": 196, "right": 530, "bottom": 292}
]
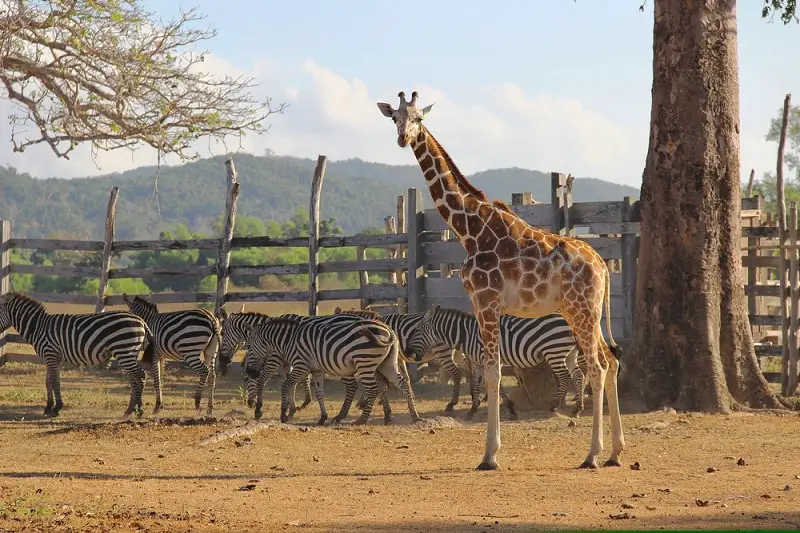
[{"left": 237, "top": 484, "right": 257, "bottom": 492}]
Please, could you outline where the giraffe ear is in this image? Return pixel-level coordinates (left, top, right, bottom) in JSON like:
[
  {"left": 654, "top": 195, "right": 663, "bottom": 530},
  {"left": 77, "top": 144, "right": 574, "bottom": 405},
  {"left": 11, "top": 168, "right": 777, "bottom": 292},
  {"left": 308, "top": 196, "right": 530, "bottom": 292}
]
[
  {"left": 377, "top": 102, "right": 395, "bottom": 118},
  {"left": 421, "top": 103, "right": 435, "bottom": 116}
]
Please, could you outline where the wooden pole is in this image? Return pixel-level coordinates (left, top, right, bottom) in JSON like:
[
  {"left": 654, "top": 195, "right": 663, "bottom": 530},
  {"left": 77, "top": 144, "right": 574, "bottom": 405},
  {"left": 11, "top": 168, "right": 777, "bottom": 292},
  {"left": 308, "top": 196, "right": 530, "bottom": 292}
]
[
  {"left": 396, "top": 195, "right": 407, "bottom": 312},
  {"left": 384, "top": 215, "right": 398, "bottom": 286},
  {"left": 777, "top": 94, "right": 792, "bottom": 395},
  {"left": 95, "top": 187, "right": 119, "bottom": 313},
  {"left": 746, "top": 168, "right": 756, "bottom": 198},
  {"left": 214, "top": 159, "right": 240, "bottom": 320},
  {"left": 356, "top": 245, "right": 370, "bottom": 310},
  {"left": 308, "top": 155, "right": 328, "bottom": 317},
  {"left": 789, "top": 202, "right": 799, "bottom": 395},
  {"left": 621, "top": 196, "right": 637, "bottom": 339},
  {"left": 0, "top": 220, "right": 11, "bottom": 363}
]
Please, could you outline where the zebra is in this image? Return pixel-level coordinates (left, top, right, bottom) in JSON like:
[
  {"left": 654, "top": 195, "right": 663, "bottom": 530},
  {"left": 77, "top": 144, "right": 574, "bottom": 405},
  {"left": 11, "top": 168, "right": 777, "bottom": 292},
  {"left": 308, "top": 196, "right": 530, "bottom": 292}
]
[
  {"left": 0, "top": 292, "right": 154, "bottom": 418},
  {"left": 122, "top": 294, "right": 221, "bottom": 416},
  {"left": 218, "top": 310, "right": 314, "bottom": 418},
  {"left": 407, "top": 305, "right": 586, "bottom": 418},
  {"left": 243, "top": 315, "right": 422, "bottom": 426},
  {"left": 220, "top": 310, "right": 382, "bottom": 420},
  {"left": 334, "top": 307, "right": 473, "bottom": 413}
]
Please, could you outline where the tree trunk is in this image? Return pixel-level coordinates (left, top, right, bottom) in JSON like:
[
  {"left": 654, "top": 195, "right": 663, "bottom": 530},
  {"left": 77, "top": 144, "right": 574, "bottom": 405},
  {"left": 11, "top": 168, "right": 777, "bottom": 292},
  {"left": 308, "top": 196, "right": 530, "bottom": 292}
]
[
  {"left": 624, "top": 0, "right": 781, "bottom": 411},
  {"left": 509, "top": 365, "right": 560, "bottom": 412}
]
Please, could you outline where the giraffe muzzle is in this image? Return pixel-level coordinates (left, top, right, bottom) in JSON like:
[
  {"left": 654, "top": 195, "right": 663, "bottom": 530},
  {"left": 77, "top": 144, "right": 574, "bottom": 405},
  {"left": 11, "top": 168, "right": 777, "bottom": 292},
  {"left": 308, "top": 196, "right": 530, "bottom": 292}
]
[{"left": 397, "top": 135, "right": 409, "bottom": 148}]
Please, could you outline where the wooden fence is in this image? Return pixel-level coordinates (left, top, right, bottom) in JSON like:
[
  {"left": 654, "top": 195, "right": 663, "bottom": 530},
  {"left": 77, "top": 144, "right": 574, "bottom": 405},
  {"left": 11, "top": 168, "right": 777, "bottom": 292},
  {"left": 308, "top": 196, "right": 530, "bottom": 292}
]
[{"left": 0, "top": 161, "right": 797, "bottom": 392}]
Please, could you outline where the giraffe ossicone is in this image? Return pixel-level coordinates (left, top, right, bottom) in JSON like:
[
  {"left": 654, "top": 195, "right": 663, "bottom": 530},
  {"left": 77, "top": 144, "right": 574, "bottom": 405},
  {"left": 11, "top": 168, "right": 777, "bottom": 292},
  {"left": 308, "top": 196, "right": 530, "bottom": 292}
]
[{"left": 376, "top": 90, "right": 626, "bottom": 471}]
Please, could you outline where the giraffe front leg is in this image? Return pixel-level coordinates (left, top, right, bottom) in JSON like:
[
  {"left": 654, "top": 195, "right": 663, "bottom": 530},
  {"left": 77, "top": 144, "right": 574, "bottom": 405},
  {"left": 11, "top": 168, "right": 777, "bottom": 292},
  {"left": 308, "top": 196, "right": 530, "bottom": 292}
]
[
  {"left": 475, "top": 305, "right": 502, "bottom": 471},
  {"left": 574, "top": 332, "right": 606, "bottom": 470}
]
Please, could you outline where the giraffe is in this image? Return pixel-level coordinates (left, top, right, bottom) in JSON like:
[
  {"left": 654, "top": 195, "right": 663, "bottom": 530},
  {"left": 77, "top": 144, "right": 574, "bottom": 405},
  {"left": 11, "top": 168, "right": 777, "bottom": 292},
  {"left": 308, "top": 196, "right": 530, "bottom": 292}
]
[{"left": 376, "top": 91, "right": 625, "bottom": 470}]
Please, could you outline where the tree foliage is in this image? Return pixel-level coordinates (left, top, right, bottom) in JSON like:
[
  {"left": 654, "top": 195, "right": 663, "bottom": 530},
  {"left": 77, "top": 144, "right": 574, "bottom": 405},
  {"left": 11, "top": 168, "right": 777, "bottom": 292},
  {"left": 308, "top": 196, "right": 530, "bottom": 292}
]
[
  {"left": 0, "top": 0, "right": 286, "bottom": 160},
  {"left": 761, "top": 0, "right": 798, "bottom": 23}
]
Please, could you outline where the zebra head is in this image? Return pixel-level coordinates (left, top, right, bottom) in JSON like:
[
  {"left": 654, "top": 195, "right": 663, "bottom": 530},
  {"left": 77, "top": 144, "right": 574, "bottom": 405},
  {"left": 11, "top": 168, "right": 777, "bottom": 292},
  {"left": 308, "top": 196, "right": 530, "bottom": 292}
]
[
  {"left": 0, "top": 292, "right": 46, "bottom": 336},
  {"left": 407, "top": 305, "right": 446, "bottom": 363},
  {"left": 122, "top": 293, "right": 158, "bottom": 321},
  {"left": 218, "top": 311, "right": 271, "bottom": 375}
]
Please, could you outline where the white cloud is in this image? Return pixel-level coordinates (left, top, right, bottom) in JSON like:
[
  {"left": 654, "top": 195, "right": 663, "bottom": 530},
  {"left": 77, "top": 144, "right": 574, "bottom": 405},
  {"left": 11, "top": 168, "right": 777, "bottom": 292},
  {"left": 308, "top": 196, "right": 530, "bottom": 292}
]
[{"left": 3, "top": 54, "right": 778, "bottom": 189}]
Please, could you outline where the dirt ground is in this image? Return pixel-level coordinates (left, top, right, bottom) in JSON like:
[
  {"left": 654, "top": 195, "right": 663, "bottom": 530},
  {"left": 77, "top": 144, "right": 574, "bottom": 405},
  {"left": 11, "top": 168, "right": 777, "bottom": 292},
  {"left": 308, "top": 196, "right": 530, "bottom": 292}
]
[{"left": 1, "top": 363, "right": 799, "bottom": 532}]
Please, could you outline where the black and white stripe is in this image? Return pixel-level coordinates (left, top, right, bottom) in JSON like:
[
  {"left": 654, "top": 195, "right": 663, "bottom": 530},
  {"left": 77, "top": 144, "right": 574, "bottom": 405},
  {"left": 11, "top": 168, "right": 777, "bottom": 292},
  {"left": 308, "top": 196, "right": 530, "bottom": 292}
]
[
  {"left": 122, "top": 294, "right": 221, "bottom": 416},
  {"left": 408, "top": 306, "right": 585, "bottom": 418},
  {"left": 334, "top": 308, "right": 471, "bottom": 411},
  {"left": 0, "top": 292, "right": 154, "bottom": 418},
  {"left": 244, "top": 315, "right": 421, "bottom": 426},
  {"left": 218, "top": 311, "right": 315, "bottom": 418}
]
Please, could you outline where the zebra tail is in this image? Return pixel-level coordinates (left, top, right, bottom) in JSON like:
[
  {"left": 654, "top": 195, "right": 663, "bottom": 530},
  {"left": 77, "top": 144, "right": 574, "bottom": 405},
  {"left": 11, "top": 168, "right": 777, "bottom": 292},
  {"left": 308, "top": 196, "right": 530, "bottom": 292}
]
[
  {"left": 141, "top": 332, "right": 157, "bottom": 366},
  {"left": 359, "top": 322, "right": 393, "bottom": 347}
]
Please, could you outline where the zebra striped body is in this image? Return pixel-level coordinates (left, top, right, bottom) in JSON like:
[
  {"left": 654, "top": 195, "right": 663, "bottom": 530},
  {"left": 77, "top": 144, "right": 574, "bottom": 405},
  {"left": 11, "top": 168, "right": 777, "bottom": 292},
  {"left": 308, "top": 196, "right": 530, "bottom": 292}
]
[
  {"left": 123, "top": 294, "right": 221, "bottom": 416},
  {"left": 0, "top": 292, "right": 154, "bottom": 418},
  {"left": 244, "top": 316, "right": 421, "bottom": 425},
  {"left": 408, "top": 306, "right": 585, "bottom": 418},
  {"left": 334, "top": 308, "right": 473, "bottom": 411}
]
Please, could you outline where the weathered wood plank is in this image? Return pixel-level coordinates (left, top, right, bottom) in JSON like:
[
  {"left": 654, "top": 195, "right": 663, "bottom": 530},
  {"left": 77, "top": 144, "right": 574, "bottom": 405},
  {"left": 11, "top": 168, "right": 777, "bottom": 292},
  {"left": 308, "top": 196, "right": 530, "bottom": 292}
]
[
  {"left": 95, "top": 187, "right": 119, "bottom": 313},
  {"left": 745, "top": 285, "right": 783, "bottom": 297},
  {"left": 319, "top": 258, "right": 407, "bottom": 274},
  {"left": 225, "top": 291, "right": 309, "bottom": 303},
  {"left": 231, "top": 264, "right": 308, "bottom": 276},
  {"left": 25, "top": 293, "right": 97, "bottom": 305},
  {"left": 620, "top": 197, "right": 637, "bottom": 338},
  {"left": 113, "top": 238, "right": 220, "bottom": 252},
  {"left": 584, "top": 222, "right": 641, "bottom": 234},
  {"left": 108, "top": 265, "right": 216, "bottom": 278},
  {"left": 424, "top": 273, "right": 624, "bottom": 299},
  {"left": 318, "top": 284, "right": 407, "bottom": 302},
  {"left": 407, "top": 189, "right": 424, "bottom": 313},
  {"left": 749, "top": 314, "right": 783, "bottom": 327},
  {"left": 308, "top": 155, "right": 328, "bottom": 316},
  {"left": 215, "top": 158, "right": 240, "bottom": 320},
  {"left": 755, "top": 344, "right": 783, "bottom": 356},
  {"left": 0, "top": 220, "right": 10, "bottom": 359},
  {"left": 10, "top": 264, "right": 98, "bottom": 277},
  {"left": 9, "top": 238, "right": 104, "bottom": 251},
  {"left": 579, "top": 237, "right": 623, "bottom": 260},
  {"left": 508, "top": 204, "right": 553, "bottom": 227},
  {"left": 741, "top": 255, "right": 783, "bottom": 268},
  {"left": 105, "top": 292, "right": 216, "bottom": 305},
  {"left": 743, "top": 227, "right": 780, "bottom": 238}
]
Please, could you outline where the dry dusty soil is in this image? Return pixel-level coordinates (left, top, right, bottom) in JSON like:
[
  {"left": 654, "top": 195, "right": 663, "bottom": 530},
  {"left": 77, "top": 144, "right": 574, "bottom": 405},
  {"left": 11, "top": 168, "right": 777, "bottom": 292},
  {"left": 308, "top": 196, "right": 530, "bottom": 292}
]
[{"left": 0, "top": 362, "right": 799, "bottom": 532}]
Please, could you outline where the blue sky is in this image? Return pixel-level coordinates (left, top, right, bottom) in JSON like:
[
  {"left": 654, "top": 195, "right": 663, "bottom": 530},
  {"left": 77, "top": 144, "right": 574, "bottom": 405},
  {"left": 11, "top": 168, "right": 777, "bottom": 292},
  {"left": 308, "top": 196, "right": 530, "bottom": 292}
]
[{"left": 1, "top": 1, "right": 798, "bottom": 189}]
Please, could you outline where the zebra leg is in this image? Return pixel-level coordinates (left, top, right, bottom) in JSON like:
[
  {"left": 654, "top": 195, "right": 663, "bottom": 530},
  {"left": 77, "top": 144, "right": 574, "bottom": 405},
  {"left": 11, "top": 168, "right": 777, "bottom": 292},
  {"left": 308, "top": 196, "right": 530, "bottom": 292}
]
[
  {"left": 376, "top": 374, "right": 393, "bottom": 425},
  {"left": 185, "top": 355, "right": 211, "bottom": 416},
  {"left": 500, "top": 384, "right": 517, "bottom": 420},
  {"left": 298, "top": 373, "right": 313, "bottom": 411},
  {"left": 376, "top": 358, "right": 422, "bottom": 423},
  {"left": 280, "top": 368, "right": 305, "bottom": 423},
  {"left": 570, "top": 365, "right": 586, "bottom": 418},
  {"left": 120, "top": 358, "right": 146, "bottom": 419},
  {"left": 353, "top": 379, "right": 380, "bottom": 425},
  {"left": 149, "top": 355, "right": 164, "bottom": 415},
  {"left": 549, "top": 365, "right": 574, "bottom": 412},
  {"left": 438, "top": 354, "right": 462, "bottom": 412},
  {"left": 205, "top": 354, "right": 217, "bottom": 417},
  {"left": 311, "top": 371, "right": 328, "bottom": 426},
  {"left": 466, "top": 365, "right": 482, "bottom": 420},
  {"left": 332, "top": 377, "right": 359, "bottom": 424},
  {"left": 43, "top": 361, "right": 56, "bottom": 416}
]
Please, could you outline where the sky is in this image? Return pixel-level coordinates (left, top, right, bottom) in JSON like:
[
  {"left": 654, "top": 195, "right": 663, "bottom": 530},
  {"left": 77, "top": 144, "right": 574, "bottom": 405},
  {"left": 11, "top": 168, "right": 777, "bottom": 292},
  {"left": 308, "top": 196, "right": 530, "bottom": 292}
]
[{"left": 0, "top": 1, "right": 798, "bottom": 189}]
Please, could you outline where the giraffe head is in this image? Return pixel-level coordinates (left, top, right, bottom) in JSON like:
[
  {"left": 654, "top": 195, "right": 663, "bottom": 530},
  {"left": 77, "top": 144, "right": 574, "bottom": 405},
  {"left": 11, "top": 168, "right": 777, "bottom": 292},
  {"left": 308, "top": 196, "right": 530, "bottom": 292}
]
[{"left": 377, "top": 91, "right": 435, "bottom": 147}]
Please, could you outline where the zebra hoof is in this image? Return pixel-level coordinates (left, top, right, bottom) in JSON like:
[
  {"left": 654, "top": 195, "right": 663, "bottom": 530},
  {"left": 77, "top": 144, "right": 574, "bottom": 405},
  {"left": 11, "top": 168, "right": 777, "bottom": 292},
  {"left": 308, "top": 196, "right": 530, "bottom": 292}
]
[
  {"left": 298, "top": 400, "right": 311, "bottom": 411},
  {"left": 578, "top": 460, "right": 598, "bottom": 469},
  {"left": 444, "top": 403, "right": 455, "bottom": 413},
  {"left": 254, "top": 409, "right": 263, "bottom": 420},
  {"left": 316, "top": 416, "right": 327, "bottom": 426},
  {"left": 476, "top": 461, "right": 499, "bottom": 471},
  {"left": 353, "top": 417, "right": 369, "bottom": 426},
  {"left": 603, "top": 458, "right": 622, "bottom": 467},
  {"left": 383, "top": 415, "right": 392, "bottom": 425},
  {"left": 465, "top": 410, "right": 476, "bottom": 421},
  {"left": 43, "top": 406, "right": 53, "bottom": 416}
]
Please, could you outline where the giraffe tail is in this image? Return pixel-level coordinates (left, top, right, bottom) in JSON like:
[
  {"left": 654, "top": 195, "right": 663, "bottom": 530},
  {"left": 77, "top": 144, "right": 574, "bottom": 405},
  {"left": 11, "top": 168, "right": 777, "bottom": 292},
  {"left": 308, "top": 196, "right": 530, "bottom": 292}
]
[{"left": 604, "top": 267, "right": 622, "bottom": 363}]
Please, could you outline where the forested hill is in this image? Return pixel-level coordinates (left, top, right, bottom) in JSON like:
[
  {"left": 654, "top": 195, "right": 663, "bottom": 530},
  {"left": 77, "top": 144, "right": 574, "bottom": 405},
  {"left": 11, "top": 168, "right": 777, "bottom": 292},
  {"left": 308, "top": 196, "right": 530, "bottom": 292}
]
[{"left": 0, "top": 153, "right": 640, "bottom": 239}]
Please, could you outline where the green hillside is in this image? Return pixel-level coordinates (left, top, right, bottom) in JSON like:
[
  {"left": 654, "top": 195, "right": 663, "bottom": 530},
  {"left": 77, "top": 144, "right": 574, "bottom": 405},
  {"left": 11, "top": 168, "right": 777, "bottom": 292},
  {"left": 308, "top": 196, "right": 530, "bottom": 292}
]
[{"left": 0, "top": 154, "right": 640, "bottom": 239}]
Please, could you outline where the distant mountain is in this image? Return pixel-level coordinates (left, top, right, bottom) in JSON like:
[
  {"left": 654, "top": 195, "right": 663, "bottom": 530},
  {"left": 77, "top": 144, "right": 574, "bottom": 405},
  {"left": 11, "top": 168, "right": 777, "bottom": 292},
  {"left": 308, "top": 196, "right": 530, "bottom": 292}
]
[{"left": 0, "top": 154, "right": 640, "bottom": 239}]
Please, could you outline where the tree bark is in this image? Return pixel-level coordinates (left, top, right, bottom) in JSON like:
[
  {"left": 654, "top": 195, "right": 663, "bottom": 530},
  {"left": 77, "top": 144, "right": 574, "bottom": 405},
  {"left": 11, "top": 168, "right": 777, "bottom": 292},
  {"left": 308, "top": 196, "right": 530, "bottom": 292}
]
[
  {"left": 624, "top": 0, "right": 781, "bottom": 411},
  {"left": 509, "top": 365, "right": 559, "bottom": 412}
]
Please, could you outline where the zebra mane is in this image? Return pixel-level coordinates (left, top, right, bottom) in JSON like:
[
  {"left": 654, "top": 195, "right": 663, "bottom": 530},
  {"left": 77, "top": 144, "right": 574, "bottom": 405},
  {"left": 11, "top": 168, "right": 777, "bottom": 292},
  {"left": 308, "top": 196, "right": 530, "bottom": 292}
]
[
  {"left": 4, "top": 292, "right": 46, "bottom": 314},
  {"left": 232, "top": 311, "right": 271, "bottom": 319},
  {"left": 132, "top": 295, "right": 158, "bottom": 312},
  {"left": 430, "top": 306, "right": 476, "bottom": 321}
]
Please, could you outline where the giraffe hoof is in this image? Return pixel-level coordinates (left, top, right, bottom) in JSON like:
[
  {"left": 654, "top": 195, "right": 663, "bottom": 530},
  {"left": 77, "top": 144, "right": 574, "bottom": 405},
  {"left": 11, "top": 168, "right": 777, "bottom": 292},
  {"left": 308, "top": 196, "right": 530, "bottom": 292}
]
[
  {"left": 476, "top": 461, "right": 499, "bottom": 471},
  {"left": 578, "top": 460, "right": 598, "bottom": 469},
  {"left": 603, "top": 458, "right": 622, "bottom": 467}
]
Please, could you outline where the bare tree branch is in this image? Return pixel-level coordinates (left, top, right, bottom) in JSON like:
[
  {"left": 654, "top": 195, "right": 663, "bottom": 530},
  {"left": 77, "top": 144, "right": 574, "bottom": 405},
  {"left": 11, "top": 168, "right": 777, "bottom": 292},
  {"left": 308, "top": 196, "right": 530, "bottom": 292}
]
[{"left": 0, "top": 0, "right": 287, "bottom": 161}]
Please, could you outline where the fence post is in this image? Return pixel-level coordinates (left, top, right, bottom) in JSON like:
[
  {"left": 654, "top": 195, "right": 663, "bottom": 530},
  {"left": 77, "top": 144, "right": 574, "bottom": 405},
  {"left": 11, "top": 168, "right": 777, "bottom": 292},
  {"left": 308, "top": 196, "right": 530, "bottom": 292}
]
[
  {"left": 747, "top": 196, "right": 765, "bottom": 339},
  {"left": 214, "top": 159, "right": 240, "bottom": 320},
  {"left": 788, "top": 202, "right": 799, "bottom": 395},
  {"left": 384, "top": 215, "right": 398, "bottom": 287},
  {"left": 550, "top": 173, "right": 573, "bottom": 236},
  {"left": 308, "top": 155, "right": 328, "bottom": 317},
  {"left": 620, "top": 196, "right": 637, "bottom": 339},
  {"left": 396, "top": 195, "right": 407, "bottom": 313},
  {"left": 0, "top": 220, "right": 10, "bottom": 362},
  {"left": 406, "top": 188, "right": 424, "bottom": 313},
  {"left": 95, "top": 187, "right": 120, "bottom": 313},
  {"left": 356, "top": 246, "right": 370, "bottom": 309}
]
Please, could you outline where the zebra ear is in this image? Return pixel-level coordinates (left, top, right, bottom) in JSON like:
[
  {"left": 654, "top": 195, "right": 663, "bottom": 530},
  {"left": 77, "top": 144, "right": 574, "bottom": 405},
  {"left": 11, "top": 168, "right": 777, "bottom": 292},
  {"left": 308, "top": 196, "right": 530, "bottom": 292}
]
[
  {"left": 239, "top": 304, "right": 245, "bottom": 313},
  {"left": 424, "top": 306, "right": 437, "bottom": 320},
  {"left": 122, "top": 293, "right": 131, "bottom": 304},
  {"left": 334, "top": 306, "right": 342, "bottom": 314}
]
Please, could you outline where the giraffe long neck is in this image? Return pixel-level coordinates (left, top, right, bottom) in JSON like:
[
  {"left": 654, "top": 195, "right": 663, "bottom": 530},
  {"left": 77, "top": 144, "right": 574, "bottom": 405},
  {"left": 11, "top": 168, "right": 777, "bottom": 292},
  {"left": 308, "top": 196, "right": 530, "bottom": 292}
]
[{"left": 410, "top": 127, "right": 488, "bottom": 242}]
